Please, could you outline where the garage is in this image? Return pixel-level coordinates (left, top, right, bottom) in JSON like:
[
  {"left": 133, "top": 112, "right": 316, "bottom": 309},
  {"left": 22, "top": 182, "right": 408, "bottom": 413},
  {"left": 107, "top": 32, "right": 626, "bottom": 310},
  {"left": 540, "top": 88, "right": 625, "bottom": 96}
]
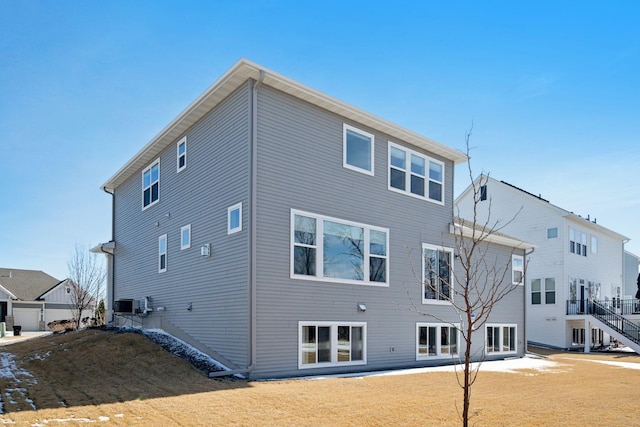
[{"left": 13, "top": 307, "right": 41, "bottom": 331}]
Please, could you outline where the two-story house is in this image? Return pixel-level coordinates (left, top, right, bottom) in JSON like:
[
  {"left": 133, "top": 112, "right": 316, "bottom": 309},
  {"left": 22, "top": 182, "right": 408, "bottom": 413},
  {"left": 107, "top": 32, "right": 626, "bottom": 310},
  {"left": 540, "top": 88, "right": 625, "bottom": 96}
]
[
  {"left": 456, "top": 175, "right": 640, "bottom": 353},
  {"left": 95, "top": 59, "right": 531, "bottom": 379}
]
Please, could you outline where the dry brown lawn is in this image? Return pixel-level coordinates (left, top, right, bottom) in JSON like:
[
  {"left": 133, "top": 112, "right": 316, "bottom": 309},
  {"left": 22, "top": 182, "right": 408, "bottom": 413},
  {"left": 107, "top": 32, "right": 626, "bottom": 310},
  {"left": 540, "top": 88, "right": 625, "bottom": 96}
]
[{"left": 0, "top": 329, "right": 638, "bottom": 426}]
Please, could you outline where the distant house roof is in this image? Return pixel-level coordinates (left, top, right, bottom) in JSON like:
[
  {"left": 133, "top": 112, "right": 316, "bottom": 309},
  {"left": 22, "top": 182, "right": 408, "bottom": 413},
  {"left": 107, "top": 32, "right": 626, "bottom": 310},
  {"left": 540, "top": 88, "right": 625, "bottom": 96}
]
[
  {"left": 0, "top": 268, "right": 63, "bottom": 301},
  {"left": 102, "top": 58, "right": 468, "bottom": 191},
  {"left": 457, "top": 175, "right": 630, "bottom": 242}
]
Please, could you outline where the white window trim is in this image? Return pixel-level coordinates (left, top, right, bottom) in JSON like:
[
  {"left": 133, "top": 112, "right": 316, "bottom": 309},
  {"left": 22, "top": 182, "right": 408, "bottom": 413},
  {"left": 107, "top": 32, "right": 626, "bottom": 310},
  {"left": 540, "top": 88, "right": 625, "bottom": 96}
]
[
  {"left": 228, "top": 203, "right": 242, "bottom": 235},
  {"left": 343, "top": 123, "right": 375, "bottom": 176},
  {"left": 180, "top": 224, "right": 191, "bottom": 250},
  {"left": 485, "top": 324, "right": 517, "bottom": 355},
  {"left": 512, "top": 254, "right": 524, "bottom": 285},
  {"left": 388, "top": 141, "right": 445, "bottom": 206},
  {"left": 290, "top": 209, "right": 389, "bottom": 287},
  {"left": 416, "top": 323, "right": 461, "bottom": 360},
  {"left": 591, "top": 235, "right": 598, "bottom": 254},
  {"left": 421, "top": 243, "right": 454, "bottom": 305},
  {"left": 298, "top": 321, "right": 367, "bottom": 369},
  {"left": 158, "top": 234, "right": 167, "bottom": 273},
  {"left": 176, "top": 136, "right": 187, "bottom": 173},
  {"left": 142, "top": 159, "right": 160, "bottom": 211}
]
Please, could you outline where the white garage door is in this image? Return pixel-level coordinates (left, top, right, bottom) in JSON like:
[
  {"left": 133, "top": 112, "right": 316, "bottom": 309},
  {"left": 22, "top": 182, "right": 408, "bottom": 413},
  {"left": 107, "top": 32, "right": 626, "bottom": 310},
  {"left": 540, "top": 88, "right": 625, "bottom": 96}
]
[
  {"left": 13, "top": 308, "right": 40, "bottom": 331},
  {"left": 44, "top": 308, "right": 74, "bottom": 325}
]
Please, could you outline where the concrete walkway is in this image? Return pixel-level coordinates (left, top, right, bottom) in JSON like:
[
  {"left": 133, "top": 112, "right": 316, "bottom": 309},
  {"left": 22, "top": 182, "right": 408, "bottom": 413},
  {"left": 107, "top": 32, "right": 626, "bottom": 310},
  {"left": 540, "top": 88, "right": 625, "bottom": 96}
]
[{"left": 0, "top": 331, "right": 52, "bottom": 346}]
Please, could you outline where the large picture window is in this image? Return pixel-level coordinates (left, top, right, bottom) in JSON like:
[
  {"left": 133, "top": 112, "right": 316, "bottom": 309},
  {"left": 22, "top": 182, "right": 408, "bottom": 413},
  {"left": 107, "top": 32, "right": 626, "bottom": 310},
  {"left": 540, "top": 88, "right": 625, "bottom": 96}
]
[
  {"left": 388, "top": 142, "right": 444, "bottom": 204},
  {"left": 142, "top": 159, "right": 160, "bottom": 209},
  {"left": 569, "top": 227, "right": 587, "bottom": 256},
  {"left": 343, "top": 124, "right": 374, "bottom": 175},
  {"left": 291, "top": 210, "right": 388, "bottom": 286},
  {"left": 422, "top": 243, "right": 453, "bottom": 304},
  {"left": 486, "top": 324, "right": 517, "bottom": 355},
  {"left": 299, "top": 322, "right": 366, "bottom": 369},
  {"left": 416, "top": 323, "right": 460, "bottom": 359}
]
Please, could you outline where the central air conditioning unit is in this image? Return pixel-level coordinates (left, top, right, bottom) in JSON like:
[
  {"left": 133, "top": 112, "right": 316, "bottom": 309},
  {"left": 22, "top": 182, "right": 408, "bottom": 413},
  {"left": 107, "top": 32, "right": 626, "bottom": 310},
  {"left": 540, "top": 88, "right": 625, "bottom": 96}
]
[{"left": 113, "top": 299, "right": 140, "bottom": 314}]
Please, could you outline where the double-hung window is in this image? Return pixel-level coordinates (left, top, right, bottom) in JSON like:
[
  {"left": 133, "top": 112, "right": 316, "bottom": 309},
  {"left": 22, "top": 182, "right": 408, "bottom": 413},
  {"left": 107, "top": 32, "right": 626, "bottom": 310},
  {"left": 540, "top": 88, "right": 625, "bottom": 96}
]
[
  {"left": 291, "top": 210, "right": 388, "bottom": 286},
  {"left": 389, "top": 142, "right": 444, "bottom": 204},
  {"left": 512, "top": 254, "right": 524, "bottom": 285},
  {"left": 299, "top": 322, "right": 366, "bottom": 369},
  {"left": 486, "top": 324, "right": 516, "bottom": 354},
  {"left": 416, "top": 323, "right": 460, "bottom": 359},
  {"left": 142, "top": 159, "right": 160, "bottom": 209},
  {"left": 177, "top": 137, "right": 187, "bottom": 172},
  {"left": 422, "top": 243, "right": 453, "bottom": 303},
  {"left": 531, "top": 278, "right": 556, "bottom": 304},
  {"left": 569, "top": 227, "right": 587, "bottom": 256},
  {"left": 158, "top": 234, "right": 167, "bottom": 273},
  {"left": 343, "top": 124, "right": 374, "bottom": 175}
]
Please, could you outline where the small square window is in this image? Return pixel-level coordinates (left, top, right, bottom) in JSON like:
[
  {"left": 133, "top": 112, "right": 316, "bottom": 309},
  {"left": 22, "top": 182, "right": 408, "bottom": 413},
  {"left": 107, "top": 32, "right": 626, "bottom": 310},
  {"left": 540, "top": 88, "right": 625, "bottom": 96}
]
[
  {"left": 343, "top": 124, "right": 374, "bottom": 175},
  {"left": 177, "top": 137, "right": 187, "bottom": 172},
  {"left": 547, "top": 227, "right": 558, "bottom": 239},
  {"left": 181, "top": 224, "right": 191, "bottom": 250},
  {"left": 228, "top": 203, "right": 242, "bottom": 234}
]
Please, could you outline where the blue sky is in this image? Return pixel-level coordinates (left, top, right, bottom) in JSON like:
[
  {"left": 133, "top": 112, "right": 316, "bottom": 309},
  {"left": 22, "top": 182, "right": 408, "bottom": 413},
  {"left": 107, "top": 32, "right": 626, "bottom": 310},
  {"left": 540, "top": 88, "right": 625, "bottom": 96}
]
[{"left": 1, "top": 1, "right": 639, "bottom": 280}]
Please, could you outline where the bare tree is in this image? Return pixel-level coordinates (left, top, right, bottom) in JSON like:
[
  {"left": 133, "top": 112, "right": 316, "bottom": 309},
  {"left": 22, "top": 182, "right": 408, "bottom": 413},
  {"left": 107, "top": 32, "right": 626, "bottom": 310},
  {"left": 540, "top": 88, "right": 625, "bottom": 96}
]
[
  {"left": 401, "top": 129, "right": 527, "bottom": 427},
  {"left": 67, "top": 243, "right": 106, "bottom": 329}
]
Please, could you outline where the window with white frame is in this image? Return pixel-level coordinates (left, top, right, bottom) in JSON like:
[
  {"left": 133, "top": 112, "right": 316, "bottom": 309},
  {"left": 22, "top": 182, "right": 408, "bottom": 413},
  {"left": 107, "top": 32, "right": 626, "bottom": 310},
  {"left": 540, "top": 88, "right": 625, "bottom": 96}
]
[
  {"left": 177, "top": 137, "right": 187, "bottom": 172},
  {"left": 591, "top": 235, "right": 598, "bottom": 254},
  {"left": 486, "top": 324, "right": 517, "bottom": 354},
  {"left": 343, "top": 124, "right": 374, "bottom": 175},
  {"left": 228, "top": 203, "right": 242, "bottom": 234},
  {"left": 531, "top": 278, "right": 555, "bottom": 304},
  {"left": 572, "top": 328, "right": 585, "bottom": 345},
  {"left": 291, "top": 210, "right": 388, "bottom": 286},
  {"left": 142, "top": 159, "right": 160, "bottom": 209},
  {"left": 512, "top": 254, "right": 524, "bottom": 285},
  {"left": 299, "top": 322, "right": 366, "bottom": 368},
  {"left": 422, "top": 243, "right": 453, "bottom": 303},
  {"left": 388, "top": 142, "right": 445, "bottom": 204},
  {"left": 416, "top": 323, "right": 460, "bottom": 359},
  {"left": 158, "top": 234, "right": 167, "bottom": 273},
  {"left": 569, "top": 227, "right": 587, "bottom": 256},
  {"left": 180, "top": 224, "right": 191, "bottom": 250},
  {"left": 547, "top": 227, "right": 558, "bottom": 239}
]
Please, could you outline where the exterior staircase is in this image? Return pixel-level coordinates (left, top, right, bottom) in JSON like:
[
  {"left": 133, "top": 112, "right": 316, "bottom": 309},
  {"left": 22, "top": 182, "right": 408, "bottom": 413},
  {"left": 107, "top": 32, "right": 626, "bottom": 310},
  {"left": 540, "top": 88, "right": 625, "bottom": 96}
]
[{"left": 588, "top": 301, "right": 640, "bottom": 354}]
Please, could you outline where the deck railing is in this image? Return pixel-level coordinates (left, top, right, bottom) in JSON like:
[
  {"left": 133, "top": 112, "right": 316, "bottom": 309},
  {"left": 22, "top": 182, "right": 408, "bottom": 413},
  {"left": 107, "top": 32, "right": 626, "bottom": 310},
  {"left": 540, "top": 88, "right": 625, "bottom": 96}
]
[{"left": 566, "top": 299, "right": 640, "bottom": 316}]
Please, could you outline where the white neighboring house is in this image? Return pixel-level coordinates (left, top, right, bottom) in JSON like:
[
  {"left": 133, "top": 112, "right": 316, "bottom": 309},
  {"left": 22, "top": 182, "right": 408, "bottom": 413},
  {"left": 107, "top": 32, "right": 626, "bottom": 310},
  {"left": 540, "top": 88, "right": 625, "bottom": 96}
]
[
  {"left": 455, "top": 175, "right": 639, "bottom": 352},
  {"left": 623, "top": 251, "right": 640, "bottom": 300},
  {"left": 0, "top": 268, "right": 93, "bottom": 332}
]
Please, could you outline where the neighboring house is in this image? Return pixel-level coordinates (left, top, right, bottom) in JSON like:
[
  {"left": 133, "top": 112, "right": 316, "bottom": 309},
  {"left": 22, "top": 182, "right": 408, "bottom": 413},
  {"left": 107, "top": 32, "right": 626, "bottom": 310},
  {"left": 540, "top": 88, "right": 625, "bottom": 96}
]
[
  {"left": 0, "top": 268, "right": 85, "bottom": 331},
  {"left": 624, "top": 251, "right": 640, "bottom": 299},
  {"left": 95, "top": 59, "right": 531, "bottom": 379},
  {"left": 456, "top": 176, "right": 639, "bottom": 353}
]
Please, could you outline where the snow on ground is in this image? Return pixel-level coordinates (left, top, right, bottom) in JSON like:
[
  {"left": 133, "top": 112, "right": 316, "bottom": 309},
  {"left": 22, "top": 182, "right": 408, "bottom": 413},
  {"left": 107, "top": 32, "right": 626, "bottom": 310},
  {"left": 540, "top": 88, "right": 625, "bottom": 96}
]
[
  {"left": 567, "top": 358, "right": 640, "bottom": 370},
  {"left": 0, "top": 353, "right": 38, "bottom": 413}
]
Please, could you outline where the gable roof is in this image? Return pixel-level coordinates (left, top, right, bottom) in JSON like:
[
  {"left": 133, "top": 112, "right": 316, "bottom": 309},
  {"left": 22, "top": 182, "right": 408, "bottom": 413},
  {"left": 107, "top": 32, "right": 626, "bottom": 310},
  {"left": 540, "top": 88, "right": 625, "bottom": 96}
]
[
  {"left": 456, "top": 175, "right": 630, "bottom": 242},
  {"left": 102, "top": 58, "right": 468, "bottom": 191},
  {"left": 0, "top": 268, "right": 62, "bottom": 301}
]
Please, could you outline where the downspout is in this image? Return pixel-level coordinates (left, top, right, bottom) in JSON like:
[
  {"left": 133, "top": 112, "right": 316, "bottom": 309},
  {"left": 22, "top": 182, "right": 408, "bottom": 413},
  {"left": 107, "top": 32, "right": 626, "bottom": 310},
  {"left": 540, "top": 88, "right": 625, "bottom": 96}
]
[
  {"left": 102, "top": 187, "right": 115, "bottom": 323},
  {"left": 248, "top": 70, "right": 265, "bottom": 375},
  {"left": 523, "top": 246, "right": 535, "bottom": 353}
]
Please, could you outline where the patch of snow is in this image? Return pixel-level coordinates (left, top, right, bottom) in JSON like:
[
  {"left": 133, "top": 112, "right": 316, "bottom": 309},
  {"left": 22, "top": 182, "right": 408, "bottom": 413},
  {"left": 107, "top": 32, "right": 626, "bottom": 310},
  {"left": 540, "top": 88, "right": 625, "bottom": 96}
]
[
  {"left": 298, "top": 355, "right": 562, "bottom": 381},
  {"left": 0, "top": 353, "right": 38, "bottom": 413}
]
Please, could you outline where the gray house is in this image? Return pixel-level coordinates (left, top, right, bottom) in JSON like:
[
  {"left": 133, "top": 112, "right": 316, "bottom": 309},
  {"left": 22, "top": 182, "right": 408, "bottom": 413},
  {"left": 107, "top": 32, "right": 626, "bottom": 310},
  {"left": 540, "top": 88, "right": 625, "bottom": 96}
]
[{"left": 96, "top": 59, "right": 531, "bottom": 379}]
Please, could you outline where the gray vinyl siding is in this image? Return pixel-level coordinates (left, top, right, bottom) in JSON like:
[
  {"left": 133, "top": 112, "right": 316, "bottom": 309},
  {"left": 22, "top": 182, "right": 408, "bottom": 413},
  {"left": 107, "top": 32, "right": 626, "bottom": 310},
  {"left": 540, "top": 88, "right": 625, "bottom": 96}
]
[
  {"left": 112, "top": 82, "right": 252, "bottom": 367},
  {"left": 251, "top": 85, "right": 524, "bottom": 378}
]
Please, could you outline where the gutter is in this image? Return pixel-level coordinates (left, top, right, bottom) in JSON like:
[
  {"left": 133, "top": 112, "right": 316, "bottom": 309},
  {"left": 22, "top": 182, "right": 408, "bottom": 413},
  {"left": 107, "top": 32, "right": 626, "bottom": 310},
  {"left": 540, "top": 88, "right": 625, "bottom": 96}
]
[
  {"left": 246, "top": 69, "right": 265, "bottom": 376},
  {"left": 103, "top": 187, "right": 116, "bottom": 322}
]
